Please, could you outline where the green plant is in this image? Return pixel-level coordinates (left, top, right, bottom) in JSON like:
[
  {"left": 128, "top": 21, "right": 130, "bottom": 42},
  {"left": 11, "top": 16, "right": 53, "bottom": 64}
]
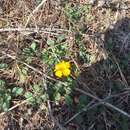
[
  {"left": 16, "top": 66, "right": 28, "bottom": 84},
  {"left": 24, "top": 83, "right": 47, "bottom": 105},
  {"left": 23, "top": 42, "right": 37, "bottom": 56},
  {"left": 36, "top": 0, "right": 42, "bottom": 4},
  {"left": 20, "top": 35, "right": 77, "bottom": 107},
  {"left": 41, "top": 36, "right": 69, "bottom": 69},
  {"left": 48, "top": 77, "right": 74, "bottom": 104},
  {"left": 0, "top": 79, "right": 11, "bottom": 111},
  {"left": 0, "top": 63, "right": 8, "bottom": 69},
  {"left": 65, "top": 4, "right": 82, "bottom": 23},
  {"left": 0, "top": 79, "right": 25, "bottom": 111},
  {"left": 75, "top": 33, "right": 91, "bottom": 64},
  {"left": 22, "top": 42, "right": 37, "bottom": 64},
  {"left": 12, "top": 87, "right": 23, "bottom": 97},
  {"left": 64, "top": 4, "right": 92, "bottom": 23},
  {"left": 76, "top": 95, "right": 89, "bottom": 111}
]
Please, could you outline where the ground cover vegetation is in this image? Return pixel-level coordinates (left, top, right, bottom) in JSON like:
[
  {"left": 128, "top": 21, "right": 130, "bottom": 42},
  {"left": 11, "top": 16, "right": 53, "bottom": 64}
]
[{"left": 0, "top": 0, "right": 130, "bottom": 129}]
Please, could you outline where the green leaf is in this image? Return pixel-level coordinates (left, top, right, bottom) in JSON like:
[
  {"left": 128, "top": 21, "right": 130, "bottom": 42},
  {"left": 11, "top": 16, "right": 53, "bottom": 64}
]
[
  {"left": 33, "top": 84, "right": 40, "bottom": 92},
  {"left": 107, "top": 39, "right": 113, "bottom": 51},
  {"left": 60, "top": 43, "right": 68, "bottom": 50},
  {"left": 0, "top": 80, "right": 5, "bottom": 88},
  {"left": 79, "top": 95, "right": 88, "bottom": 104},
  {"left": 57, "top": 35, "right": 65, "bottom": 42},
  {"left": 36, "top": 0, "right": 42, "bottom": 4},
  {"left": 41, "top": 94, "right": 48, "bottom": 101},
  {"left": 47, "top": 39, "right": 55, "bottom": 46},
  {"left": 21, "top": 67, "right": 28, "bottom": 75},
  {"left": 65, "top": 95, "right": 73, "bottom": 106},
  {"left": 23, "top": 48, "right": 34, "bottom": 56},
  {"left": 30, "top": 42, "right": 36, "bottom": 51},
  {"left": 18, "top": 70, "right": 27, "bottom": 84},
  {"left": 76, "top": 95, "right": 89, "bottom": 111},
  {"left": 0, "top": 63, "right": 8, "bottom": 69},
  {"left": 24, "top": 92, "right": 35, "bottom": 103},
  {"left": 6, "top": 95, "right": 11, "bottom": 101},
  {"left": 12, "top": 87, "right": 23, "bottom": 96},
  {"left": 2, "top": 102, "right": 9, "bottom": 111},
  {"left": 2, "top": 94, "right": 11, "bottom": 111},
  {"left": 120, "top": 116, "right": 129, "bottom": 130},
  {"left": 75, "top": 115, "right": 83, "bottom": 124},
  {"left": 41, "top": 51, "right": 49, "bottom": 63},
  {"left": 26, "top": 57, "right": 32, "bottom": 64},
  {"left": 54, "top": 92, "right": 61, "bottom": 101},
  {"left": 25, "top": 92, "right": 33, "bottom": 98}
]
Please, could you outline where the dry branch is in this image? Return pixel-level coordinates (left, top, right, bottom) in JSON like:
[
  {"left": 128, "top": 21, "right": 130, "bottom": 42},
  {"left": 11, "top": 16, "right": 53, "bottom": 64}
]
[
  {"left": 0, "top": 27, "right": 70, "bottom": 36},
  {"left": 75, "top": 87, "right": 130, "bottom": 118},
  {"left": 25, "top": 0, "right": 47, "bottom": 27}
]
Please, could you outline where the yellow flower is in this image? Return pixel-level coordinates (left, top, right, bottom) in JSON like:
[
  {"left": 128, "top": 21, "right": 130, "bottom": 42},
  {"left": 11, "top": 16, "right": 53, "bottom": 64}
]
[
  {"left": 62, "top": 69, "right": 70, "bottom": 76},
  {"left": 54, "top": 60, "right": 71, "bottom": 78},
  {"left": 55, "top": 70, "right": 62, "bottom": 78}
]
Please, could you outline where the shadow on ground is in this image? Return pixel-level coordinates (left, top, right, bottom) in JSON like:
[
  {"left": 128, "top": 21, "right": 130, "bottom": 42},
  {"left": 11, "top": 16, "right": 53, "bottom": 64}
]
[{"left": 59, "top": 17, "right": 130, "bottom": 130}]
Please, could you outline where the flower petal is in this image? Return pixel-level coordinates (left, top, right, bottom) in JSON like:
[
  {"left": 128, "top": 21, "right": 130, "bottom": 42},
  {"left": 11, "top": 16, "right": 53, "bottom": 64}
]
[
  {"left": 65, "top": 62, "right": 70, "bottom": 68},
  {"left": 55, "top": 70, "right": 63, "bottom": 78},
  {"left": 62, "top": 69, "right": 70, "bottom": 77}
]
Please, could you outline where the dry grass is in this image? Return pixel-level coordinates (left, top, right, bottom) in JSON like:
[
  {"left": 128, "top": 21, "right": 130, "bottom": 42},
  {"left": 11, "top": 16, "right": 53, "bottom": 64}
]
[{"left": 0, "top": 0, "right": 130, "bottom": 129}]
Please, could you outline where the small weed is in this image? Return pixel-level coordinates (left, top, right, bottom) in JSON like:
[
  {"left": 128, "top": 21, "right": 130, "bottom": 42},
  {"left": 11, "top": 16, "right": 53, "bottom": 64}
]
[
  {"left": 24, "top": 83, "right": 47, "bottom": 105},
  {"left": 75, "top": 33, "right": 91, "bottom": 64},
  {"left": 22, "top": 42, "right": 37, "bottom": 63},
  {"left": 0, "top": 80, "right": 24, "bottom": 111},
  {"left": 12, "top": 87, "right": 23, "bottom": 97},
  {"left": 15, "top": 66, "right": 28, "bottom": 84},
  {"left": 48, "top": 77, "right": 74, "bottom": 103},
  {"left": 0, "top": 81, "right": 48, "bottom": 110},
  {"left": 0, "top": 79, "right": 11, "bottom": 111},
  {"left": 76, "top": 95, "right": 89, "bottom": 111},
  {"left": 0, "top": 63, "right": 8, "bottom": 69},
  {"left": 64, "top": 3, "right": 92, "bottom": 24},
  {"left": 41, "top": 36, "right": 69, "bottom": 69},
  {"left": 65, "top": 4, "right": 82, "bottom": 23},
  {"left": 36, "top": 0, "right": 42, "bottom": 4},
  {"left": 23, "top": 42, "right": 37, "bottom": 56}
]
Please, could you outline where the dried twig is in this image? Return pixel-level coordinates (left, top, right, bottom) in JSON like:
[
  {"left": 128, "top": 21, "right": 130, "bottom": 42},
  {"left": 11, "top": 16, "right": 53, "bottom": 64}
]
[
  {"left": 120, "top": 32, "right": 130, "bottom": 53},
  {"left": 64, "top": 100, "right": 101, "bottom": 125},
  {"left": 1, "top": 51, "right": 66, "bottom": 85},
  {"left": 75, "top": 87, "right": 130, "bottom": 118},
  {"left": 0, "top": 27, "right": 70, "bottom": 36},
  {"left": 43, "top": 77, "right": 66, "bottom": 130},
  {"left": 64, "top": 89, "right": 130, "bottom": 125},
  {"left": 25, "top": 0, "right": 47, "bottom": 27},
  {"left": 1, "top": 51, "right": 66, "bottom": 130},
  {"left": 0, "top": 27, "right": 70, "bottom": 32},
  {"left": 0, "top": 92, "right": 47, "bottom": 117},
  {"left": 112, "top": 55, "right": 128, "bottom": 87}
]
